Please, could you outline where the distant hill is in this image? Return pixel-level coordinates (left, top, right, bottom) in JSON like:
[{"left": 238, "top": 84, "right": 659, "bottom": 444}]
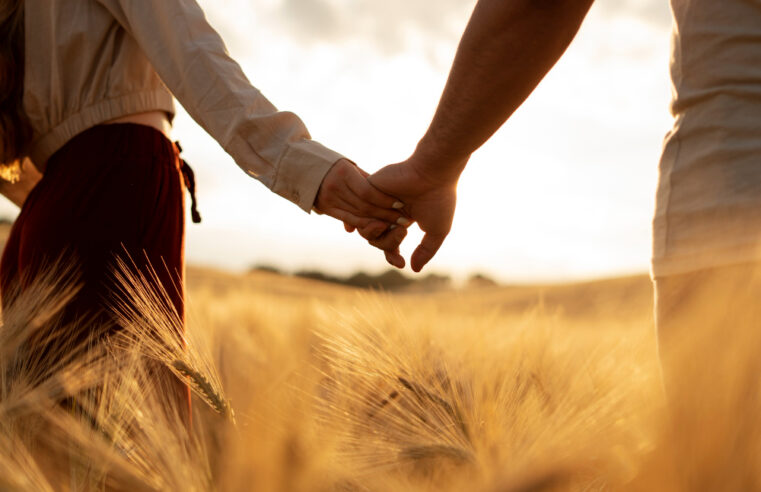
[
  {"left": 0, "top": 220, "right": 652, "bottom": 320},
  {"left": 290, "top": 268, "right": 452, "bottom": 292},
  {"left": 419, "top": 274, "right": 653, "bottom": 320},
  {"left": 190, "top": 265, "right": 653, "bottom": 321}
]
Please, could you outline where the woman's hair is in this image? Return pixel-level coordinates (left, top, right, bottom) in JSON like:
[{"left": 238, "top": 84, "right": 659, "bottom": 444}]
[{"left": 0, "top": 0, "right": 31, "bottom": 180}]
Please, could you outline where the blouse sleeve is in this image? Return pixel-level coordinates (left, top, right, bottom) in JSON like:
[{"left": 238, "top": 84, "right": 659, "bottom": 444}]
[{"left": 96, "top": 0, "right": 344, "bottom": 212}]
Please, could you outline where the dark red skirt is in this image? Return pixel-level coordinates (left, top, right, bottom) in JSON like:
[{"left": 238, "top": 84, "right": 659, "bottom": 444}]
[
  {"left": 1, "top": 123, "right": 185, "bottom": 314},
  {"left": 0, "top": 123, "right": 189, "bottom": 413}
]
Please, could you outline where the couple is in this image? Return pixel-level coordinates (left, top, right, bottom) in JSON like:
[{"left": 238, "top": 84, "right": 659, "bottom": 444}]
[
  {"left": 3, "top": 0, "right": 761, "bottom": 458},
  {"left": 0, "top": 0, "right": 463, "bottom": 414}
]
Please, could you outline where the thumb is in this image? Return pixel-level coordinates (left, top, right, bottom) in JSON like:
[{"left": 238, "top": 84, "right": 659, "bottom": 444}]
[
  {"left": 368, "top": 162, "right": 405, "bottom": 194},
  {"left": 410, "top": 232, "right": 446, "bottom": 273}
]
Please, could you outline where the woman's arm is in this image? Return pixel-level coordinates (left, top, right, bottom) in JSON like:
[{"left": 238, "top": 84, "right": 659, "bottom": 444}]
[
  {"left": 96, "top": 0, "right": 403, "bottom": 231},
  {"left": 412, "top": 0, "right": 595, "bottom": 183}
]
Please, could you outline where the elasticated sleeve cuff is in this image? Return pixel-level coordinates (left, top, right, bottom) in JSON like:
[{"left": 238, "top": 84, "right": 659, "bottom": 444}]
[{"left": 270, "top": 139, "right": 345, "bottom": 213}]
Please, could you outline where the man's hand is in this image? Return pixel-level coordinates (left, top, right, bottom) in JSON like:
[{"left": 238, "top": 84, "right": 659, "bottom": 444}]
[
  {"left": 369, "top": 156, "right": 461, "bottom": 272},
  {"left": 314, "top": 159, "right": 409, "bottom": 263}
]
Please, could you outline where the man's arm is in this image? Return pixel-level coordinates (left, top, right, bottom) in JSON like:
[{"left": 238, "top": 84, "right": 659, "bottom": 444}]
[
  {"left": 412, "top": 0, "right": 594, "bottom": 182},
  {"left": 370, "top": 0, "right": 595, "bottom": 271}
]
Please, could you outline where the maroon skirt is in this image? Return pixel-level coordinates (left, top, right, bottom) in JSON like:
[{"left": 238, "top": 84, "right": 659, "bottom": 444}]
[
  {"left": 0, "top": 123, "right": 190, "bottom": 412},
  {"left": 1, "top": 123, "right": 186, "bottom": 316}
]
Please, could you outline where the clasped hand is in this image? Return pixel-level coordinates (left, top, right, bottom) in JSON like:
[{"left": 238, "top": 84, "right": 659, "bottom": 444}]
[{"left": 314, "top": 156, "right": 458, "bottom": 272}]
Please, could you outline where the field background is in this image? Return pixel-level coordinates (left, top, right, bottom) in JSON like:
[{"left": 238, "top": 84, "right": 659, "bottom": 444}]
[
  {"left": 2, "top": 222, "right": 683, "bottom": 490},
  {"left": 181, "top": 261, "right": 663, "bottom": 490}
]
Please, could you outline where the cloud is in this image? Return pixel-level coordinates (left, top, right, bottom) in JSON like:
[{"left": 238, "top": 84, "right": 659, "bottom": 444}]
[
  {"left": 595, "top": 0, "right": 672, "bottom": 31},
  {"left": 275, "top": 0, "right": 474, "bottom": 54},
  {"left": 274, "top": 0, "right": 672, "bottom": 52},
  {"left": 201, "top": 0, "right": 671, "bottom": 63},
  {"left": 279, "top": 0, "right": 342, "bottom": 42}
]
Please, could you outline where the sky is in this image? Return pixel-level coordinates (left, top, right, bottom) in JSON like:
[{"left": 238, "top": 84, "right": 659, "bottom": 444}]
[{"left": 2, "top": 0, "right": 675, "bottom": 283}]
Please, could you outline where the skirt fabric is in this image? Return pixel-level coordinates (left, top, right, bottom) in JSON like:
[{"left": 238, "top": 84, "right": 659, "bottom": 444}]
[
  {"left": 0, "top": 123, "right": 190, "bottom": 416},
  {"left": 0, "top": 123, "right": 185, "bottom": 318}
]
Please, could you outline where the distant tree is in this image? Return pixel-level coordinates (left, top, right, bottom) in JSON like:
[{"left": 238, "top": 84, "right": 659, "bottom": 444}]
[
  {"left": 344, "top": 271, "right": 373, "bottom": 288},
  {"left": 250, "top": 263, "right": 282, "bottom": 275},
  {"left": 418, "top": 273, "right": 452, "bottom": 289},
  {"left": 291, "top": 267, "right": 452, "bottom": 291},
  {"left": 467, "top": 273, "right": 498, "bottom": 288},
  {"left": 293, "top": 270, "right": 343, "bottom": 285},
  {"left": 374, "top": 269, "right": 415, "bottom": 290},
  {"left": 345, "top": 269, "right": 414, "bottom": 290}
]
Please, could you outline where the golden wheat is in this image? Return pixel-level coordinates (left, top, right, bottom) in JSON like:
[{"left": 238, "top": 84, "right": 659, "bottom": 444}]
[{"left": 3, "top": 260, "right": 761, "bottom": 490}]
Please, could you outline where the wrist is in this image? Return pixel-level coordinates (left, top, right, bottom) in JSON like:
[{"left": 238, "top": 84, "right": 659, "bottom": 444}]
[{"left": 408, "top": 140, "right": 468, "bottom": 188}]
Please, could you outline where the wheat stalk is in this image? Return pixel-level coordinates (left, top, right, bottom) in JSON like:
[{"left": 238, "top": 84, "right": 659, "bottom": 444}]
[{"left": 172, "top": 359, "right": 233, "bottom": 422}]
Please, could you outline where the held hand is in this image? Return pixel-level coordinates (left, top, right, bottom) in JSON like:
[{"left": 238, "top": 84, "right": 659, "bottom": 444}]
[
  {"left": 369, "top": 157, "right": 460, "bottom": 272},
  {"left": 314, "top": 159, "right": 409, "bottom": 262}
]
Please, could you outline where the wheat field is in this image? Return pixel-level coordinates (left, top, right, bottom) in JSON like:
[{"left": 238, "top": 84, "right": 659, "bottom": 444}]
[{"left": 1, "top": 254, "right": 759, "bottom": 491}]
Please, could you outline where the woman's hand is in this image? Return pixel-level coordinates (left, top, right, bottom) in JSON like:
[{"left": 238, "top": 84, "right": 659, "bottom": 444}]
[{"left": 314, "top": 159, "right": 409, "bottom": 266}]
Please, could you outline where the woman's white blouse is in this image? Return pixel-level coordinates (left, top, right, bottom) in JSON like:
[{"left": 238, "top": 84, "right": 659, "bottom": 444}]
[{"left": 24, "top": 0, "right": 344, "bottom": 212}]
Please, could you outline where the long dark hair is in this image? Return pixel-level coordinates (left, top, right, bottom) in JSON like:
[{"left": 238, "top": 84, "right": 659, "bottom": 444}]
[{"left": 0, "top": 0, "right": 31, "bottom": 180}]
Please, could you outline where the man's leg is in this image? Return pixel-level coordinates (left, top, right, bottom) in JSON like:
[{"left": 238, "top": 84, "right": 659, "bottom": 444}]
[{"left": 655, "top": 262, "right": 761, "bottom": 489}]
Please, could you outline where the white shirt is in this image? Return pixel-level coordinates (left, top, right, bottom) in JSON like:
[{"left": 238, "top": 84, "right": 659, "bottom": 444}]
[
  {"left": 653, "top": 0, "right": 761, "bottom": 276},
  {"left": 24, "top": 0, "right": 344, "bottom": 212}
]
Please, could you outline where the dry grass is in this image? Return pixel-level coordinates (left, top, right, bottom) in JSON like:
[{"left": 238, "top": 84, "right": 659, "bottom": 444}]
[{"left": 1, "top": 262, "right": 759, "bottom": 490}]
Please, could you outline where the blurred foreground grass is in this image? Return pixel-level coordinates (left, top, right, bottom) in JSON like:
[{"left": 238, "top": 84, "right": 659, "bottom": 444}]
[
  {"left": 9, "top": 259, "right": 744, "bottom": 491},
  {"left": 182, "top": 267, "right": 662, "bottom": 491}
]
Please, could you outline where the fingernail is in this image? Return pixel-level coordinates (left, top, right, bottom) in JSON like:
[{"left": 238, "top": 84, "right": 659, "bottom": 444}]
[
  {"left": 396, "top": 217, "right": 411, "bottom": 226},
  {"left": 389, "top": 224, "right": 398, "bottom": 230},
  {"left": 392, "top": 201, "right": 404, "bottom": 209}
]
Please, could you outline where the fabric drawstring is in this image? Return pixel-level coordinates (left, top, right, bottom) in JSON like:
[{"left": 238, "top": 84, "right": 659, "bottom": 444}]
[{"left": 175, "top": 141, "right": 201, "bottom": 224}]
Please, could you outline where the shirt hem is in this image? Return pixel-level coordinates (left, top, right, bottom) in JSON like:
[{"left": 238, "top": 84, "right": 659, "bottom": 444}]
[
  {"left": 651, "top": 244, "right": 761, "bottom": 278},
  {"left": 29, "top": 89, "right": 175, "bottom": 168}
]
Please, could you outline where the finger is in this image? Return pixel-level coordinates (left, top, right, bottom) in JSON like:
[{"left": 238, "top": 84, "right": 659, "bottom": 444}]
[
  {"left": 344, "top": 223, "right": 356, "bottom": 233},
  {"left": 410, "top": 232, "right": 447, "bottom": 273},
  {"left": 340, "top": 194, "right": 407, "bottom": 225},
  {"left": 384, "top": 249, "right": 405, "bottom": 269},
  {"left": 377, "top": 227, "right": 407, "bottom": 269},
  {"left": 356, "top": 220, "right": 391, "bottom": 241},
  {"left": 324, "top": 208, "right": 374, "bottom": 230},
  {"left": 347, "top": 170, "right": 405, "bottom": 211},
  {"left": 369, "top": 226, "right": 407, "bottom": 252}
]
